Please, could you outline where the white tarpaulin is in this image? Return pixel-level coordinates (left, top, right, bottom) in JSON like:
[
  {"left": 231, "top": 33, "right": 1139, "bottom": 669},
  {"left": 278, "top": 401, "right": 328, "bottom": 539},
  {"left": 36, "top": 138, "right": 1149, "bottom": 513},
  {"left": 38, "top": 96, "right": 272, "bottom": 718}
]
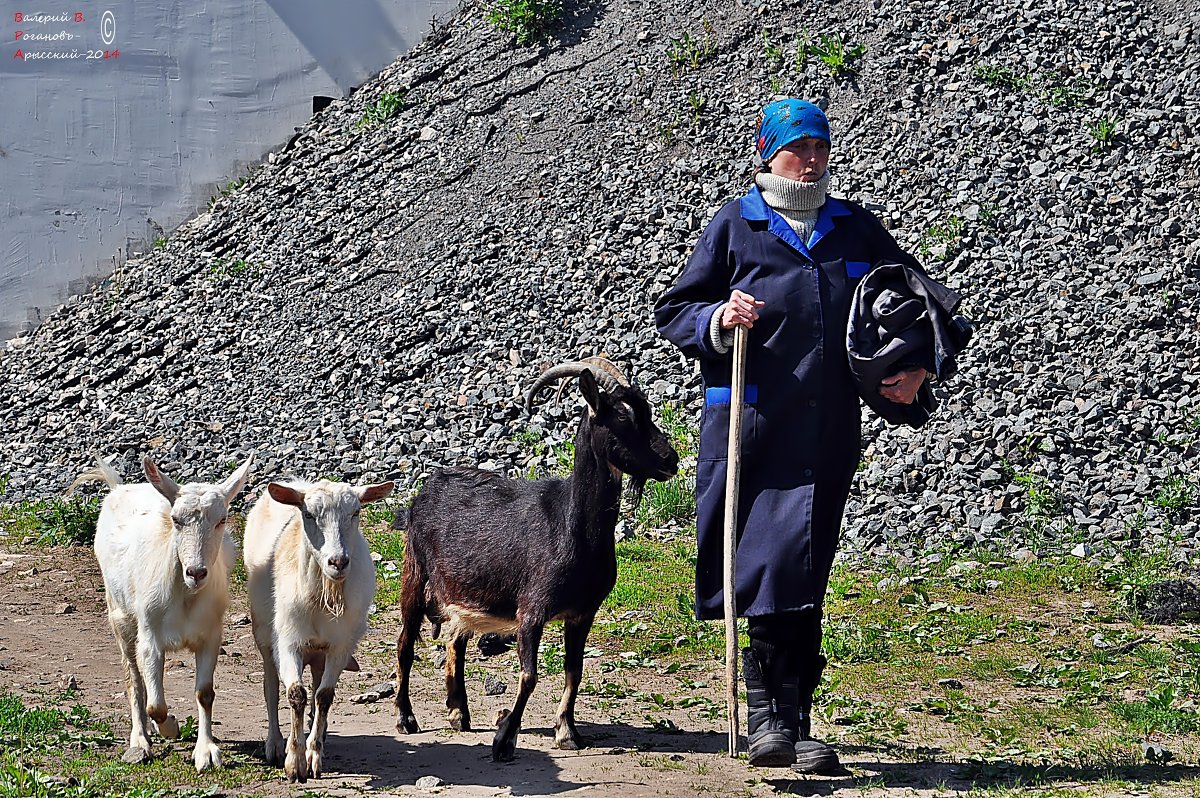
[{"left": 1, "top": 0, "right": 450, "bottom": 341}]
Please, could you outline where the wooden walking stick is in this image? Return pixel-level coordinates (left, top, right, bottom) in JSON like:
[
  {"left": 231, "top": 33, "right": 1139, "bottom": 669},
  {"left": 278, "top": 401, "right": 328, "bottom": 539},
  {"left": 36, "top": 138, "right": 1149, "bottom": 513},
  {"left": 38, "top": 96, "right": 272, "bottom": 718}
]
[{"left": 723, "top": 323, "right": 749, "bottom": 757}]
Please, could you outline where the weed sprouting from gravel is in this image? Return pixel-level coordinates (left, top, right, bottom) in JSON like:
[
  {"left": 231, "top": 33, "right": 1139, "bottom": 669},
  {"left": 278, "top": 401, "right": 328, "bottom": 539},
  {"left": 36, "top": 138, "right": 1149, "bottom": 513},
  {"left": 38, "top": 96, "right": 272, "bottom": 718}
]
[
  {"left": 919, "top": 214, "right": 966, "bottom": 259},
  {"left": 1152, "top": 475, "right": 1194, "bottom": 518},
  {"left": 356, "top": 90, "right": 407, "bottom": 129},
  {"left": 1088, "top": 115, "right": 1120, "bottom": 150},
  {"left": 799, "top": 32, "right": 866, "bottom": 77},
  {"left": 484, "top": 0, "right": 563, "bottom": 46},
  {"left": 666, "top": 21, "right": 715, "bottom": 75}
]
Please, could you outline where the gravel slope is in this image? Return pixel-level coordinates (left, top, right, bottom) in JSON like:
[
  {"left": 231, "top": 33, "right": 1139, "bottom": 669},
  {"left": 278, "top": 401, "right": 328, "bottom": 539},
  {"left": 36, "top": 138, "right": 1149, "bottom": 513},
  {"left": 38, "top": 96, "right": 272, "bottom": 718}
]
[{"left": 2, "top": 0, "right": 1198, "bottom": 560}]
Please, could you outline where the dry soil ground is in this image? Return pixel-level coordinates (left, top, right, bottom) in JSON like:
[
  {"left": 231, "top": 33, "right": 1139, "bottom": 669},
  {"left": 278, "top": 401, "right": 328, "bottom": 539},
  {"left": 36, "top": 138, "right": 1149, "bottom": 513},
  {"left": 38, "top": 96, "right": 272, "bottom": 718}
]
[{"left": 0, "top": 544, "right": 1191, "bottom": 798}]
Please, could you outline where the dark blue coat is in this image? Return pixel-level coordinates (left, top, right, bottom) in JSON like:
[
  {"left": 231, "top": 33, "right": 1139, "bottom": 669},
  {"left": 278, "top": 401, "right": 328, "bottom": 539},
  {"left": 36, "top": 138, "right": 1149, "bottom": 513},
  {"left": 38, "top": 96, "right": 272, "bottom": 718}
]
[{"left": 654, "top": 187, "right": 919, "bottom": 619}]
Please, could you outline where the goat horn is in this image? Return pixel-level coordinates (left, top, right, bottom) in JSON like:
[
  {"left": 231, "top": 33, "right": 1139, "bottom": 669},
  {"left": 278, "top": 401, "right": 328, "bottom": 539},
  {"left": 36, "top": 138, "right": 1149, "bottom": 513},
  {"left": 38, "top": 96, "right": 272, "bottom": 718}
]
[
  {"left": 579, "top": 356, "right": 631, "bottom": 387},
  {"left": 550, "top": 357, "right": 629, "bottom": 406},
  {"left": 525, "top": 360, "right": 622, "bottom": 414}
]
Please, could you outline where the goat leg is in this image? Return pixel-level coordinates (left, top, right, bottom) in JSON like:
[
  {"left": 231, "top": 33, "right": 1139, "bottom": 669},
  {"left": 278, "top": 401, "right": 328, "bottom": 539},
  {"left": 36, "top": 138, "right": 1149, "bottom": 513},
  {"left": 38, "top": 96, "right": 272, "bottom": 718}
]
[
  {"left": 306, "top": 649, "right": 349, "bottom": 780},
  {"left": 394, "top": 553, "right": 425, "bottom": 735},
  {"left": 493, "top": 619, "right": 543, "bottom": 762},
  {"left": 113, "top": 617, "right": 152, "bottom": 762},
  {"left": 136, "top": 629, "right": 173, "bottom": 738},
  {"left": 259, "top": 642, "right": 286, "bottom": 766},
  {"left": 307, "top": 652, "right": 326, "bottom": 731},
  {"left": 280, "top": 651, "right": 309, "bottom": 782},
  {"left": 191, "top": 639, "right": 222, "bottom": 772},
  {"left": 446, "top": 633, "right": 472, "bottom": 731},
  {"left": 554, "top": 617, "right": 593, "bottom": 750}
]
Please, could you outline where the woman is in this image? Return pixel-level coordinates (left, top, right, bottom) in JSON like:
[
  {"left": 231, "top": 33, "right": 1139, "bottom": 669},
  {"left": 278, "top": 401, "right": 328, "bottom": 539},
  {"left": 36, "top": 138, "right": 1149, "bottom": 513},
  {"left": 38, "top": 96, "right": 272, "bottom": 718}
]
[{"left": 654, "top": 99, "right": 927, "bottom": 772}]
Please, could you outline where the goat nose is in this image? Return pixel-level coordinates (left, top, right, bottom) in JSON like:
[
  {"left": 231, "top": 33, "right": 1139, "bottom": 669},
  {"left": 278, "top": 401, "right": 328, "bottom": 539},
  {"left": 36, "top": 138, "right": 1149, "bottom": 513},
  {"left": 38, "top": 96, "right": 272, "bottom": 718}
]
[
  {"left": 186, "top": 566, "right": 208, "bottom": 582},
  {"left": 328, "top": 555, "right": 349, "bottom": 572}
]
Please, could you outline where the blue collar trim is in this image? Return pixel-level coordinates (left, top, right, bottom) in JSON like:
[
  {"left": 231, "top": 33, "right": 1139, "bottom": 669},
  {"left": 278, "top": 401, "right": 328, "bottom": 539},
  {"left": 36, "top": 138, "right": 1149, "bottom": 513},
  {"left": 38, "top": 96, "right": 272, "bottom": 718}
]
[{"left": 739, "top": 187, "right": 852, "bottom": 258}]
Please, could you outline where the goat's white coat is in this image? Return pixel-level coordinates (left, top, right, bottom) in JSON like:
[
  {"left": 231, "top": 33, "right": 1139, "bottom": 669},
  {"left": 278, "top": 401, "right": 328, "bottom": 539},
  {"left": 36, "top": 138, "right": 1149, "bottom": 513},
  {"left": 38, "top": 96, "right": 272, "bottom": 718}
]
[
  {"left": 89, "top": 454, "right": 253, "bottom": 772},
  {"left": 243, "top": 478, "right": 392, "bottom": 782}
]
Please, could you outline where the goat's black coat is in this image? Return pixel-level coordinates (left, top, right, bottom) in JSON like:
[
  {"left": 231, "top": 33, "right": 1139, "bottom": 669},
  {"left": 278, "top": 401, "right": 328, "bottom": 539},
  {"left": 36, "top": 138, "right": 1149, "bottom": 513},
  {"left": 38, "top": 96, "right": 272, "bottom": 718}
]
[{"left": 392, "top": 370, "right": 678, "bottom": 761}]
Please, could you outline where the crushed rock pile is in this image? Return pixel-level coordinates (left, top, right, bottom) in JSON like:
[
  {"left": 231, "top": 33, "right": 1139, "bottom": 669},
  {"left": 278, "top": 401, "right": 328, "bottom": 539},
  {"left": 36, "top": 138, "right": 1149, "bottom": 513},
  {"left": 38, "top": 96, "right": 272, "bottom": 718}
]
[{"left": 2, "top": 0, "right": 1199, "bottom": 562}]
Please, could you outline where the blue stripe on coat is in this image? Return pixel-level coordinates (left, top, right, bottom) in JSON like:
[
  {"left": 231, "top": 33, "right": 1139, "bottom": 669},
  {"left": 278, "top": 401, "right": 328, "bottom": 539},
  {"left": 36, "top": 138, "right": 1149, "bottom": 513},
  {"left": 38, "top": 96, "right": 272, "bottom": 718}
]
[{"left": 705, "top": 385, "right": 758, "bottom": 405}]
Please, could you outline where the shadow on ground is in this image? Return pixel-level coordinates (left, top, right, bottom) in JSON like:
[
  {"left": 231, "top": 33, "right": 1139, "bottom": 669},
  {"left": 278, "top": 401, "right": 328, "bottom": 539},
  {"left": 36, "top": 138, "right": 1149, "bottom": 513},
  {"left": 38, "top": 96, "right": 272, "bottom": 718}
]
[
  {"left": 233, "top": 720, "right": 729, "bottom": 795},
  {"left": 764, "top": 745, "right": 1200, "bottom": 794}
]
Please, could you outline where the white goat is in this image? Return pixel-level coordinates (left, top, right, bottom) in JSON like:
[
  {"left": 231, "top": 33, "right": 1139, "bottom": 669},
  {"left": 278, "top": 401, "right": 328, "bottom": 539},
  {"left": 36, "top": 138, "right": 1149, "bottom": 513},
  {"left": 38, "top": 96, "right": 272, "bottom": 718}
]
[
  {"left": 243, "top": 478, "right": 393, "bottom": 783},
  {"left": 85, "top": 454, "right": 253, "bottom": 771}
]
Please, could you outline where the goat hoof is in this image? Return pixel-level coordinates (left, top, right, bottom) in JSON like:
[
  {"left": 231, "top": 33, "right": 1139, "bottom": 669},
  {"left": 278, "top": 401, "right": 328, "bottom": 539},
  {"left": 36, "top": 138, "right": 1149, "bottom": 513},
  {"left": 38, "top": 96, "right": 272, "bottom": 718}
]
[
  {"left": 285, "top": 747, "right": 308, "bottom": 782},
  {"left": 122, "top": 746, "right": 151, "bottom": 764},
  {"left": 397, "top": 715, "right": 420, "bottom": 735},
  {"left": 306, "top": 748, "right": 322, "bottom": 779},
  {"left": 554, "top": 736, "right": 583, "bottom": 751},
  {"left": 491, "top": 735, "right": 516, "bottom": 763},
  {"left": 264, "top": 735, "right": 286, "bottom": 766},
  {"left": 193, "top": 743, "right": 222, "bottom": 772},
  {"left": 449, "top": 712, "right": 471, "bottom": 732},
  {"left": 155, "top": 715, "right": 180, "bottom": 739}
]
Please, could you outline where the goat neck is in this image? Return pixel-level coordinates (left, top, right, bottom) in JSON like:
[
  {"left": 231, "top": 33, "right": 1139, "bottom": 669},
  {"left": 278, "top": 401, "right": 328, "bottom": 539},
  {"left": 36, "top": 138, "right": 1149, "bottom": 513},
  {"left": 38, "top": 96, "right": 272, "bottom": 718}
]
[{"left": 565, "top": 411, "right": 622, "bottom": 546}]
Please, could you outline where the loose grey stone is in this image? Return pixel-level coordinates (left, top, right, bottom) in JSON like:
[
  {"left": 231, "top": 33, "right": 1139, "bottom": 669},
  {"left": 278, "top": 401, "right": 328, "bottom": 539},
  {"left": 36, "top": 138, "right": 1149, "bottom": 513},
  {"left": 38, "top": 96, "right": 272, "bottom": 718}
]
[{"left": 0, "top": 0, "right": 1197, "bottom": 574}]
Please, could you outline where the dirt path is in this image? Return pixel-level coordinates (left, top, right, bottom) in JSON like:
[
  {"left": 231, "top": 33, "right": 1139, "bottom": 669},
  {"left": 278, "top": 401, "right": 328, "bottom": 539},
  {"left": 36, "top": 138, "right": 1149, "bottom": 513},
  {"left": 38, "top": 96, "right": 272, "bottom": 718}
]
[
  {"left": 0, "top": 545, "right": 813, "bottom": 797},
  {"left": 4, "top": 545, "right": 1196, "bottom": 797}
]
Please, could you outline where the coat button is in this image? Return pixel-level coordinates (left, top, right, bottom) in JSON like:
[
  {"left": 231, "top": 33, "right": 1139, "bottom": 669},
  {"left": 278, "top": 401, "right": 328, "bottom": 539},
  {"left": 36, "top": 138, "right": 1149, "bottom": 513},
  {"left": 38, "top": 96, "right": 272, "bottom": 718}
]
[
  {"left": 808, "top": 399, "right": 818, "bottom": 407},
  {"left": 803, "top": 468, "right": 813, "bottom": 478}
]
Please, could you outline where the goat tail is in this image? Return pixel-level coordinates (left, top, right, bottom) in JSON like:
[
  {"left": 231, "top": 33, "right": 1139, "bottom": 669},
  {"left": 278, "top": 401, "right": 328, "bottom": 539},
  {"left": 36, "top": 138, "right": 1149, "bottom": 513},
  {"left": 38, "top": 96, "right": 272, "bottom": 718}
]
[{"left": 64, "top": 454, "right": 123, "bottom": 497}]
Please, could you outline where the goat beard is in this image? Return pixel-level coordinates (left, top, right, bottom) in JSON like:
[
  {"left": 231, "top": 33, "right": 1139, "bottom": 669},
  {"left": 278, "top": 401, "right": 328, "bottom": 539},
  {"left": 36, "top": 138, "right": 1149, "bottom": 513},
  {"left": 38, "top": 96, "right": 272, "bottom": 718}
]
[
  {"left": 623, "top": 476, "right": 646, "bottom": 519},
  {"left": 320, "top": 576, "right": 346, "bottom": 618}
]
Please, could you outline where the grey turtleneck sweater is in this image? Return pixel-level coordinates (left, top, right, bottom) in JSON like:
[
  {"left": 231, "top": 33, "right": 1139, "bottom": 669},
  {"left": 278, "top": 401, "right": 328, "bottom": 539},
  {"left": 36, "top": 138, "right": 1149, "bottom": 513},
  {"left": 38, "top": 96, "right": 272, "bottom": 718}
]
[
  {"left": 707, "top": 171, "right": 830, "bottom": 353},
  {"left": 756, "top": 170, "right": 829, "bottom": 242}
]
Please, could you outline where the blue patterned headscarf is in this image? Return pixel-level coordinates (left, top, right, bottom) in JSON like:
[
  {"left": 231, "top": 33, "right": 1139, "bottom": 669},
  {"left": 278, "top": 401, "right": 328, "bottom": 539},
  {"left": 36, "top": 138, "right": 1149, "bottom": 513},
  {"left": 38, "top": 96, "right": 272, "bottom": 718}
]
[{"left": 755, "top": 99, "right": 831, "bottom": 163}]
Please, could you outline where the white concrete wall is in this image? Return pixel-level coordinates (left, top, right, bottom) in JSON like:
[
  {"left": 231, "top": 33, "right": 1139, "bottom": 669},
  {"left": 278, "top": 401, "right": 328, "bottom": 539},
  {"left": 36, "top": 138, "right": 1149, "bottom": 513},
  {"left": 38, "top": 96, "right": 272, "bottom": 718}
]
[{"left": 0, "top": 0, "right": 453, "bottom": 341}]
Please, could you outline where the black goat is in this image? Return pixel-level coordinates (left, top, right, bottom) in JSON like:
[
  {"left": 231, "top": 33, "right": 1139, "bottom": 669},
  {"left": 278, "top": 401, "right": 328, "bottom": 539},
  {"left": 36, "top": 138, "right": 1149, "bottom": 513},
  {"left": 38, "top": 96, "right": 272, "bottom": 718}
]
[{"left": 392, "top": 359, "right": 679, "bottom": 761}]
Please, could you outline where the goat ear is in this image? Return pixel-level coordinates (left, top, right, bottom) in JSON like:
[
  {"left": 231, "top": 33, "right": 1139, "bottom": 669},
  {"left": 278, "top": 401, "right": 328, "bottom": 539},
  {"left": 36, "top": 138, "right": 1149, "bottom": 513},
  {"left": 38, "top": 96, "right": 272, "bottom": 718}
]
[
  {"left": 268, "top": 482, "right": 306, "bottom": 507},
  {"left": 578, "top": 369, "right": 602, "bottom": 416},
  {"left": 142, "top": 456, "right": 180, "bottom": 503},
  {"left": 355, "top": 481, "right": 395, "bottom": 505},
  {"left": 219, "top": 454, "right": 254, "bottom": 503}
]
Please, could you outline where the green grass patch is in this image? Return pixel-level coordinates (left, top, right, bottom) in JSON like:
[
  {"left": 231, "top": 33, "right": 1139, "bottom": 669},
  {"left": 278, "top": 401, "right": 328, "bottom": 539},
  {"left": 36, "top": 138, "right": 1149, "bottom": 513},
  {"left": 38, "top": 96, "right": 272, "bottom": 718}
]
[
  {"left": 0, "top": 689, "right": 274, "bottom": 797},
  {"left": 1088, "top": 115, "right": 1119, "bottom": 151},
  {"left": 484, "top": 0, "right": 563, "bottom": 46},
  {"left": 1153, "top": 474, "right": 1195, "bottom": 518},
  {"left": 595, "top": 539, "right": 728, "bottom": 660},
  {"left": 364, "top": 522, "right": 407, "bottom": 612},
  {"left": 356, "top": 90, "right": 407, "bottom": 129},
  {"left": 0, "top": 497, "right": 100, "bottom": 545},
  {"left": 819, "top": 546, "right": 1200, "bottom": 764},
  {"left": 919, "top": 214, "right": 967, "bottom": 260},
  {"left": 207, "top": 257, "right": 258, "bottom": 281}
]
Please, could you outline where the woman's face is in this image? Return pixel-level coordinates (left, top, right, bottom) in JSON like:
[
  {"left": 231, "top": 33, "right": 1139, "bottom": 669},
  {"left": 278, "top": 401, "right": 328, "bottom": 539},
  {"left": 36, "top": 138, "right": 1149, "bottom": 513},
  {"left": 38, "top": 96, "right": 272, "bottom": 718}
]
[{"left": 768, "top": 137, "right": 830, "bottom": 182}]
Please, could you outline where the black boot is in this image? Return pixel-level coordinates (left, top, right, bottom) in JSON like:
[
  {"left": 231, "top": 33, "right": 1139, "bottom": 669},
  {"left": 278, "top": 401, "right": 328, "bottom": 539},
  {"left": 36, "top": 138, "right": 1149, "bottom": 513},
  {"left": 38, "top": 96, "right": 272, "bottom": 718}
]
[
  {"left": 742, "top": 645, "right": 797, "bottom": 768},
  {"left": 793, "top": 654, "right": 841, "bottom": 775}
]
